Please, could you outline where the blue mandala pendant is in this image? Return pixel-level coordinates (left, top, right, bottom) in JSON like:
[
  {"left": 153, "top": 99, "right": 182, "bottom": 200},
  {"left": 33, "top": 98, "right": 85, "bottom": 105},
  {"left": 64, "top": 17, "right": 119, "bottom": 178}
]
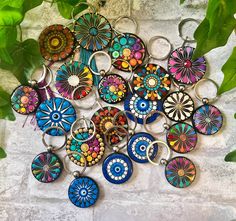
[
  {"left": 68, "top": 176, "right": 99, "bottom": 208},
  {"left": 127, "top": 132, "right": 158, "bottom": 163},
  {"left": 36, "top": 97, "right": 76, "bottom": 136},
  {"left": 102, "top": 153, "right": 133, "bottom": 184}
]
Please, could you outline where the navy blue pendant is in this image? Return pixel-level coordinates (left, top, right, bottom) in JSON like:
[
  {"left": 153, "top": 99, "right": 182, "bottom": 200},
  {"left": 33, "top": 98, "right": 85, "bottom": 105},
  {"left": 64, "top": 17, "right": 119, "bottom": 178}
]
[
  {"left": 68, "top": 176, "right": 99, "bottom": 208},
  {"left": 124, "top": 93, "right": 162, "bottom": 124},
  {"left": 102, "top": 153, "right": 133, "bottom": 184},
  {"left": 127, "top": 132, "right": 158, "bottom": 163},
  {"left": 36, "top": 97, "right": 76, "bottom": 136}
]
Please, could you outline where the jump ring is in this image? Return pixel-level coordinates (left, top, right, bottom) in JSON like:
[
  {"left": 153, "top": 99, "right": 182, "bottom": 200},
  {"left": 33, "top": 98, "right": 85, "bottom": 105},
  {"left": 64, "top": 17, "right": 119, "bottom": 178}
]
[{"left": 113, "top": 16, "right": 138, "bottom": 35}]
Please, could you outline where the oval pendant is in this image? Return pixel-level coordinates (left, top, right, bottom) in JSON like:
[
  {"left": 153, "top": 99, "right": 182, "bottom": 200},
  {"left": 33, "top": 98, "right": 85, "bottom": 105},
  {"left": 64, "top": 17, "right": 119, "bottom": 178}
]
[
  {"left": 102, "top": 153, "right": 133, "bottom": 184},
  {"left": 127, "top": 132, "right": 158, "bottom": 163},
  {"left": 68, "top": 176, "right": 99, "bottom": 208},
  {"left": 31, "top": 152, "right": 63, "bottom": 183},
  {"left": 192, "top": 104, "right": 223, "bottom": 135}
]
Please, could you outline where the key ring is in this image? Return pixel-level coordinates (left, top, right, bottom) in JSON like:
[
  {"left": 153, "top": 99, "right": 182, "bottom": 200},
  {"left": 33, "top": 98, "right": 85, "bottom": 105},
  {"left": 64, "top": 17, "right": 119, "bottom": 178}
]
[
  {"left": 144, "top": 110, "right": 170, "bottom": 136},
  {"left": 112, "top": 16, "right": 138, "bottom": 35},
  {"left": 63, "top": 151, "right": 87, "bottom": 178},
  {"left": 194, "top": 78, "right": 219, "bottom": 104},
  {"left": 147, "top": 36, "right": 172, "bottom": 61},
  {"left": 42, "top": 126, "right": 67, "bottom": 152},
  {"left": 146, "top": 140, "right": 171, "bottom": 166},
  {"left": 71, "top": 2, "right": 97, "bottom": 21}
]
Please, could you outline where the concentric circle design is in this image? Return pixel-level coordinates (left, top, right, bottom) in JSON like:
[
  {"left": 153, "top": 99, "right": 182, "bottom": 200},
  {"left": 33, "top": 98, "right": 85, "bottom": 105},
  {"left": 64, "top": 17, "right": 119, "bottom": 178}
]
[
  {"left": 39, "top": 24, "right": 75, "bottom": 61},
  {"left": 165, "top": 156, "right": 196, "bottom": 188},
  {"left": 127, "top": 132, "right": 158, "bottom": 163},
  {"left": 66, "top": 128, "right": 105, "bottom": 167},
  {"left": 102, "top": 153, "right": 133, "bottom": 184},
  {"left": 132, "top": 64, "right": 171, "bottom": 101},
  {"left": 168, "top": 46, "right": 206, "bottom": 85},
  {"left": 31, "top": 152, "right": 63, "bottom": 183},
  {"left": 11, "top": 85, "right": 40, "bottom": 115},
  {"left": 192, "top": 104, "right": 223, "bottom": 135},
  {"left": 98, "top": 74, "right": 128, "bottom": 104},
  {"left": 166, "top": 123, "right": 197, "bottom": 153},
  {"left": 91, "top": 106, "right": 128, "bottom": 145},
  {"left": 55, "top": 62, "right": 93, "bottom": 100},
  {"left": 74, "top": 13, "right": 112, "bottom": 51},
  {"left": 68, "top": 176, "right": 99, "bottom": 208},
  {"left": 163, "top": 91, "right": 194, "bottom": 122},
  {"left": 109, "top": 33, "right": 146, "bottom": 71},
  {"left": 124, "top": 93, "right": 162, "bottom": 124},
  {"left": 36, "top": 97, "right": 76, "bottom": 136}
]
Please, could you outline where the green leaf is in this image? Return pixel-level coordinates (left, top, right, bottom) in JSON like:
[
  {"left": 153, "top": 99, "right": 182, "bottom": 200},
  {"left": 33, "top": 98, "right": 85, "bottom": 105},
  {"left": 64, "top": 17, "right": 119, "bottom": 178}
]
[
  {"left": 0, "top": 147, "right": 7, "bottom": 159},
  {"left": 225, "top": 149, "right": 236, "bottom": 162},
  {"left": 22, "top": 0, "right": 43, "bottom": 13},
  {"left": 234, "top": 113, "right": 236, "bottom": 119},
  {"left": 180, "top": 0, "right": 185, "bottom": 4},
  {"left": 218, "top": 47, "right": 236, "bottom": 95},
  {"left": 0, "top": 86, "right": 15, "bottom": 121},
  {"left": 0, "top": 0, "right": 24, "bottom": 9},
  {"left": 0, "top": 39, "right": 43, "bottom": 85},
  {"left": 193, "top": 0, "right": 236, "bottom": 59}
]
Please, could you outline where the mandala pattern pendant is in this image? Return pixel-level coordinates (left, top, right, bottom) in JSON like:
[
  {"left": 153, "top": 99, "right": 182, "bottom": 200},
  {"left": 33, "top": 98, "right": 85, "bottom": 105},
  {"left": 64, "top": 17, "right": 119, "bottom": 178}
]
[
  {"left": 124, "top": 93, "right": 162, "bottom": 124},
  {"left": 55, "top": 62, "right": 93, "bottom": 100},
  {"left": 192, "top": 104, "right": 223, "bottom": 135},
  {"left": 98, "top": 74, "right": 128, "bottom": 104},
  {"left": 102, "top": 153, "right": 133, "bottom": 184},
  {"left": 163, "top": 91, "right": 194, "bottom": 122},
  {"left": 91, "top": 106, "right": 128, "bottom": 145},
  {"left": 39, "top": 24, "right": 75, "bottom": 61},
  {"left": 68, "top": 176, "right": 99, "bottom": 208},
  {"left": 36, "top": 97, "right": 76, "bottom": 136},
  {"left": 166, "top": 123, "right": 198, "bottom": 153},
  {"left": 74, "top": 13, "right": 112, "bottom": 51},
  {"left": 66, "top": 128, "right": 105, "bottom": 167},
  {"left": 168, "top": 46, "right": 206, "bottom": 85},
  {"left": 127, "top": 132, "right": 158, "bottom": 163},
  {"left": 31, "top": 152, "right": 63, "bottom": 183},
  {"left": 165, "top": 156, "right": 196, "bottom": 188},
  {"left": 132, "top": 64, "right": 171, "bottom": 101},
  {"left": 11, "top": 85, "right": 40, "bottom": 115},
  {"left": 109, "top": 33, "right": 146, "bottom": 72}
]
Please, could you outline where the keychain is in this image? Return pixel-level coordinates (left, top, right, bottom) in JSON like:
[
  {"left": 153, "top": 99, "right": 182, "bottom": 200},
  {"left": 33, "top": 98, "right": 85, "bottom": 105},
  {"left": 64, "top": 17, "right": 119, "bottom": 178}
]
[
  {"left": 192, "top": 78, "right": 223, "bottom": 135},
  {"left": 63, "top": 151, "right": 99, "bottom": 208},
  {"left": 31, "top": 126, "right": 67, "bottom": 183}
]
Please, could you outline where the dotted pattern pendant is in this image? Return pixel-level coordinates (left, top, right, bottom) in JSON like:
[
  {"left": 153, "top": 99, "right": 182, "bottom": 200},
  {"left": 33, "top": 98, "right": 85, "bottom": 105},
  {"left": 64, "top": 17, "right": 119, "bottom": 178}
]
[
  {"left": 98, "top": 74, "right": 128, "bottom": 104},
  {"left": 166, "top": 123, "right": 198, "bottom": 153},
  {"left": 36, "top": 97, "right": 76, "bottom": 136},
  {"left": 124, "top": 93, "right": 163, "bottom": 124},
  {"left": 192, "top": 104, "right": 223, "bottom": 135},
  {"left": 31, "top": 152, "right": 63, "bottom": 183},
  {"left": 55, "top": 62, "right": 93, "bottom": 100},
  {"left": 168, "top": 46, "right": 206, "bottom": 85},
  {"left": 39, "top": 24, "right": 75, "bottom": 61},
  {"left": 102, "top": 153, "right": 133, "bottom": 184},
  {"left": 165, "top": 156, "right": 196, "bottom": 188},
  {"left": 109, "top": 33, "right": 146, "bottom": 72},
  {"left": 74, "top": 13, "right": 112, "bottom": 51},
  {"left": 163, "top": 91, "right": 194, "bottom": 122},
  {"left": 127, "top": 132, "right": 158, "bottom": 163},
  {"left": 11, "top": 85, "right": 40, "bottom": 115},
  {"left": 132, "top": 64, "right": 171, "bottom": 101},
  {"left": 66, "top": 128, "right": 105, "bottom": 167},
  {"left": 68, "top": 176, "right": 99, "bottom": 208}
]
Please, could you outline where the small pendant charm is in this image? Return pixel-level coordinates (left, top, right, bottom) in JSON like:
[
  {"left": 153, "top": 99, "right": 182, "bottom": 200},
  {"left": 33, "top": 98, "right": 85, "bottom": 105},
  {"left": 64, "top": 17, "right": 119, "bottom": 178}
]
[
  {"left": 68, "top": 176, "right": 99, "bottom": 208},
  {"left": 127, "top": 132, "right": 158, "bottom": 163},
  {"left": 168, "top": 46, "right": 206, "bottom": 85},
  {"left": 163, "top": 91, "right": 194, "bottom": 122},
  {"left": 98, "top": 74, "right": 128, "bottom": 104},
  {"left": 55, "top": 62, "right": 93, "bottom": 100},
  {"left": 11, "top": 85, "right": 40, "bottom": 115},
  {"left": 31, "top": 152, "right": 63, "bottom": 183},
  {"left": 166, "top": 123, "right": 198, "bottom": 153},
  {"left": 192, "top": 104, "right": 223, "bottom": 135},
  {"left": 102, "top": 153, "right": 133, "bottom": 184},
  {"left": 165, "top": 156, "right": 196, "bottom": 188},
  {"left": 132, "top": 64, "right": 171, "bottom": 101},
  {"left": 36, "top": 97, "right": 76, "bottom": 136}
]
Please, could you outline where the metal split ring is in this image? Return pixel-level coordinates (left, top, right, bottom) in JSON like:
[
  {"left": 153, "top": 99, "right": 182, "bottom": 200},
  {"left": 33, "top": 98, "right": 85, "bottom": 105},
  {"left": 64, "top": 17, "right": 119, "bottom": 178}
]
[{"left": 112, "top": 16, "right": 138, "bottom": 35}]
